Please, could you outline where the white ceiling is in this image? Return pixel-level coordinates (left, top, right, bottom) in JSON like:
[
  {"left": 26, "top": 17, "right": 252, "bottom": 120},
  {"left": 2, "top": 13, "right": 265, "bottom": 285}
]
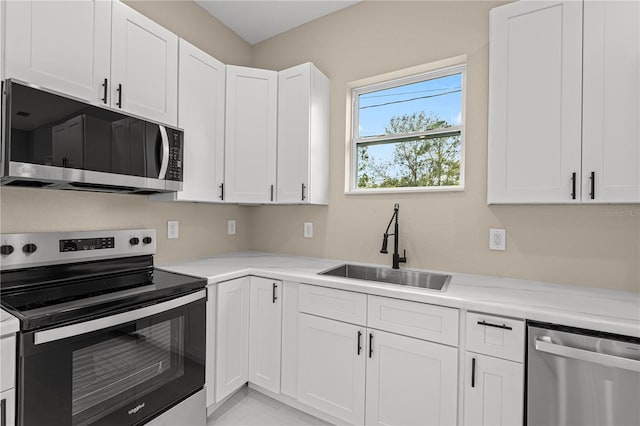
[{"left": 195, "top": 1, "right": 360, "bottom": 45}]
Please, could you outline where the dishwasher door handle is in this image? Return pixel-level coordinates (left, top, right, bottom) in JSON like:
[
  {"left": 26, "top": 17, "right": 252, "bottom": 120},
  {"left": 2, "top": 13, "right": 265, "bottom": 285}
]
[{"left": 535, "top": 338, "right": 640, "bottom": 372}]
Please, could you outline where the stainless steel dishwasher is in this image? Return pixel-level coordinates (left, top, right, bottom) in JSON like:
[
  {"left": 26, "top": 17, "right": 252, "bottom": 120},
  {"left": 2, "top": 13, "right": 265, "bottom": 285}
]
[{"left": 527, "top": 321, "right": 640, "bottom": 426}]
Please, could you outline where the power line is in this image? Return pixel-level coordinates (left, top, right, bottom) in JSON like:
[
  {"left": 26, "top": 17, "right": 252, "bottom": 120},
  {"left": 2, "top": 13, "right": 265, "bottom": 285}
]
[
  {"left": 362, "top": 86, "right": 461, "bottom": 99},
  {"left": 359, "top": 89, "right": 461, "bottom": 110}
]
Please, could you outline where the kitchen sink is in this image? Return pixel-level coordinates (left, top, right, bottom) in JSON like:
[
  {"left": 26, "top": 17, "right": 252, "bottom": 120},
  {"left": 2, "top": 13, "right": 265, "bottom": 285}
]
[{"left": 319, "top": 264, "right": 451, "bottom": 291}]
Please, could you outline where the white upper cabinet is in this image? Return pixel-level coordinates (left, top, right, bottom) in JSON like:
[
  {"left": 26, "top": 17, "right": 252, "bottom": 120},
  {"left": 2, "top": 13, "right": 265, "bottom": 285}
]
[
  {"left": 4, "top": 0, "right": 112, "bottom": 104},
  {"left": 488, "top": 0, "right": 640, "bottom": 204},
  {"left": 582, "top": 0, "right": 640, "bottom": 203},
  {"left": 487, "top": 1, "right": 583, "bottom": 204},
  {"left": 154, "top": 39, "right": 225, "bottom": 203},
  {"left": 224, "top": 65, "right": 278, "bottom": 203},
  {"left": 277, "top": 63, "right": 330, "bottom": 205},
  {"left": 111, "top": 0, "right": 178, "bottom": 126}
]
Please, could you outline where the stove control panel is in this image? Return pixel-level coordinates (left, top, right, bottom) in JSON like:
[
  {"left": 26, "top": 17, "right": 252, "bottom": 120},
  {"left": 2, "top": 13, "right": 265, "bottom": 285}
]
[
  {"left": 60, "top": 237, "right": 115, "bottom": 252},
  {"left": 0, "top": 229, "right": 156, "bottom": 270}
]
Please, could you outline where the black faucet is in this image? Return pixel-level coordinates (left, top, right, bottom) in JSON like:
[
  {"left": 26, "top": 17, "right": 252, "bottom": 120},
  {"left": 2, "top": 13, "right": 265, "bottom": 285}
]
[{"left": 380, "top": 203, "right": 407, "bottom": 269}]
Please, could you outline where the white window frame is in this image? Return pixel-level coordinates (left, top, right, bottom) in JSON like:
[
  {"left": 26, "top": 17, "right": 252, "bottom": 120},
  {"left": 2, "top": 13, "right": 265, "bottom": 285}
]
[{"left": 347, "top": 60, "right": 467, "bottom": 194}]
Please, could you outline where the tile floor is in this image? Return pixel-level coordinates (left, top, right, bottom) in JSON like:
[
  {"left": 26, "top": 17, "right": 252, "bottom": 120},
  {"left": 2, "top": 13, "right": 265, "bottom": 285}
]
[{"left": 207, "top": 388, "right": 331, "bottom": 426}]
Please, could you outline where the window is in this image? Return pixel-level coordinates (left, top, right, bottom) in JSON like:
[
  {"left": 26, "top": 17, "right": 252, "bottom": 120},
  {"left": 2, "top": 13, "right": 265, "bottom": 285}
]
[{"left": 350, "top": 64, "right": 465, "bottom": 192}]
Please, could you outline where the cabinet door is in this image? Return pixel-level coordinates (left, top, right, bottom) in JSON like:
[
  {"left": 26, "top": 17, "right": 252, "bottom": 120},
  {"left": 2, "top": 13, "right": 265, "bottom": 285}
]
[
  {"left": 248, "top": 277, "right": 282, "bottom": 394},
  {"left": 4, "top": 0, "right": 111, "bottom": 104},
  {"left": 205, "top": 286, "right": 216, "bottom": 409},
  {"left": 111, "top": 1, "right": 178, "bottom": 126},
  {"left": 215, "top": 277, "right": 250, "bottom": 402},
  {"left": 582, "top": 0, "right": 640, "bottom": 203},
  {"left": 0, "top": 389, "right": 15, "bottom": 426},
  {"left": 487, "top": 1, "right": 582, "bottom": 203},
  {"left": 281, "top": 281, "right": 299, "bottom": 399},
  {"left": 365, "top": 330, "right": 458, "bottom": 426},
  {"left": 224, "top": 65, "right": 277, "bottom": 203},
  {"left": 277, "top": 63, "right": 330, "bottom": 205},
  {"left": 175, "top": 39, "right": 225, "bottom": 202},
  {"left": 277, "top": 63, "right": 310, "bottom": 204},
  {"left": 463, "top": 353, "right": 523, "bottom": 426},
  {"left": 298, "top": 313, "right": 366, "bottom": 425}
]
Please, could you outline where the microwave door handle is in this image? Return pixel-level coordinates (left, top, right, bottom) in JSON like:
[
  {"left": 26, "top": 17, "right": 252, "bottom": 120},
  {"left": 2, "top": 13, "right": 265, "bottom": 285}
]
[
  {"left": 158, "top": 124, "right": 169, "bottom": 179},
  {"left": 535, "top": 338, "right": 640, "bottom": 372}
]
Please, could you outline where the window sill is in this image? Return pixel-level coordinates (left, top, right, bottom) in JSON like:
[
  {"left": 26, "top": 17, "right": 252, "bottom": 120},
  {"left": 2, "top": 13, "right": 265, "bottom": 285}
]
[{"left": 345, "top": 186, "right": 464, "bottom": 195}]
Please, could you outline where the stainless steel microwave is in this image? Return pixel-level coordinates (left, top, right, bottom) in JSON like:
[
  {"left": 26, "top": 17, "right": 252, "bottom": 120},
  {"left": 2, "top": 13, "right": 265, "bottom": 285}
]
[{"left": 1, "top": 80, "right": 183, "bottom": 194}]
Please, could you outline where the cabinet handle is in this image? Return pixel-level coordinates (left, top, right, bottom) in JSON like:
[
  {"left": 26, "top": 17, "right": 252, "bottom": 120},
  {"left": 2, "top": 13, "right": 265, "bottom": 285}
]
[
  {"left": 102, "top": 78, "right": 108, "bottom": 104},
  {"left": 471, "top": 357, "right": 476, "bottom": 388},
  {"left": 1, "top": 398, "right": 6, "bottom": 426},
  {"left": 301, "top": 183, "right": 306, "bottom": 201},
  {"left": 116, "top": 84, "right": 122, "bottom": 108},
  {"left": 219, "top": 183, "right": 224, "bottom": 200},
  {"left": 357, "top": 331, "right": 362, "bottom": 355},
  {"left": 270, "top": 184, "right": 274, "bottom": 202},
  {"left": 478, "top": 321, "right": 513, "bottom": 330},
  {"left": 272, "top": 282, "right": 278, "bottom": 303},
  {"left": 369, "top": 333, "right": 374, "bottom": 358},
  {"left": 477, "top": 320, "right": 512, "bottom": 330},
  {"left": 589, "top": 171, "right": 595, "bottom": 199},
  {"left": 571, "top": 172, "right": 576, "bottom": 200}
]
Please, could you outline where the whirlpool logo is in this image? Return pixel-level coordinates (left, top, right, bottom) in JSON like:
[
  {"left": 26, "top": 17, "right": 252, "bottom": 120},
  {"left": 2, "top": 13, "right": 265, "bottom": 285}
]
[{"left": 128, "top": 402, "right": 145, "bottom": 415}]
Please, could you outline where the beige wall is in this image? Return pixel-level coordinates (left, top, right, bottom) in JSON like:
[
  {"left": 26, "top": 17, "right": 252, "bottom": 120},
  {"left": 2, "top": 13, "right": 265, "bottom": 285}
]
[
  {"left": 0, "top": 0, "right": 254, "bottom": 263},
  {"left": 1, "top": 1, "right": 638, "bottom": 290},
  {"left": 123, "top": 0, "right": 252, "bottom": 66},
  {"left": 248, "top": 1, "right": 640, "bottom": 292}
]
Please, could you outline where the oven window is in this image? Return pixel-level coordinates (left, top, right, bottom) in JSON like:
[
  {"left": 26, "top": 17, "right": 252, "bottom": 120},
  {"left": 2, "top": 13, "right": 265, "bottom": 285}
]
[{"left": 71, "top": 317, "right": 184, "bottom": 425}]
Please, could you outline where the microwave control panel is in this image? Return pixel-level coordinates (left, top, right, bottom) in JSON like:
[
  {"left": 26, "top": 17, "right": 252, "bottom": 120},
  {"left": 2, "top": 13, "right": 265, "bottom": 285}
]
[{"left": 167, "top": 130, "right": 183, "bottom": 181}]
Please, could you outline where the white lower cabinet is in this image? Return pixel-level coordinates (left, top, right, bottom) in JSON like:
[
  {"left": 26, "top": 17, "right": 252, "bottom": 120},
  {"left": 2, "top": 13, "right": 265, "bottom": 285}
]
[
  {"left": 280, "top": 281, "right": 300, "bottom": 399},
  {"left": 297, "top": 313, "right": 366, "bottom": 425},
  {"left": 463, "top": 353, "right": 524, "bottom": 426},
  {"left": 215, "top": 277, "right": 250, "bottom": 402},
  {"left": 248, "top": 277, "right": 282, "bottom": 394},
  {"left": 297, "top": 285, "right": 460, "bottom": 426},
  {"left": 205, "top": 286, "right": 216, "bottom": 409},
  {"left": 0, "top": 389, "right": 15, "bottom": 426},
  {"left": 366, "top": 330, "right": 458, "bottom": 426},
  {"left": 463, "top": 313, "right": 525, "bottom": 426}
]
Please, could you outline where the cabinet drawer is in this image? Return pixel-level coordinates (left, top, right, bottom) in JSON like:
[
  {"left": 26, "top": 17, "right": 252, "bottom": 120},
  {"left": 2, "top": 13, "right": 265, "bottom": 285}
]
[
  {"left": 367, "top": 296, "right": 459, "bottom": 346},
  {"left": 299, "top": 284, "right": 367, "bottom": 325},
  {"left": 466, "top": 312, "right": 524, "bottom": 362},
  {"left": 0, "top": 336, "right": 16, "bottom": 392}
]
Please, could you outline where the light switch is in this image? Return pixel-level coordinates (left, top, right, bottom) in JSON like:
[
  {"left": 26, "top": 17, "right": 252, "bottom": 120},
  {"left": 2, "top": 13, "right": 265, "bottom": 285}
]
[
  {"left": 228, "top": 220, "right": 236, "bottom": 235},
  {"left": 167, "top": 221, "right": 179, "bottom": 239}
]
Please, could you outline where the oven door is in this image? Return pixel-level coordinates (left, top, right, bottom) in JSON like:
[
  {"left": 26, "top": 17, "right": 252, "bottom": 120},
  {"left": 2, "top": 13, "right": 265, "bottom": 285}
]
[{"left": 17, "top": 290, "right": 206, "bottom": 426}]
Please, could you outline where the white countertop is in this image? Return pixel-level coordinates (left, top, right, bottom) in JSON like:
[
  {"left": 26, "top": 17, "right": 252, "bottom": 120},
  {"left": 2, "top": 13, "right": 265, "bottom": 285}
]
[
  {"left": 0, "top": 308, "right": 19, "bottom": 337},
  {"left": 160, "top": 251, "right": 640, "bottom": 338}
]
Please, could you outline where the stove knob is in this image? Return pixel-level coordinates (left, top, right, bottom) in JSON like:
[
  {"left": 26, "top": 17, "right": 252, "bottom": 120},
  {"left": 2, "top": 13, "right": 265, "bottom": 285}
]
[
  {"left": 142, "top": 236, "right": 153, "bottom": 244},
  {"left": 22, "top": 243, "right": 37, "bottom": 254},
  {"left": 0, "top": 245, "right": 14, "bottom": 255},
  {"left": 129, "top": 237, "right": 140, "bottom": 246}
]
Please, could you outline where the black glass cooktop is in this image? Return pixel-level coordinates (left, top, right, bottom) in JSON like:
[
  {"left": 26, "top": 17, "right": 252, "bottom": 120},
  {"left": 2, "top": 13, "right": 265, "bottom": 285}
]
[{"left": 0, "top": 255, "right": 206, "bottom": 331}]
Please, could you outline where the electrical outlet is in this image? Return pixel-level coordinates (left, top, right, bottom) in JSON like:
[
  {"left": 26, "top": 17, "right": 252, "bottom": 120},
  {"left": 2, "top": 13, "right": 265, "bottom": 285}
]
[
  {"left": 489, "top": 228, "right": 506, "bottom": 251},
  {"left": 304, "top": 222, "right": 313, "bottom": 238},
  {"left": 227, "top": 220, "right": 236, "bottom": 235},
  {"left": 167, "top": 221, "right": 179, "bottom": 239}
]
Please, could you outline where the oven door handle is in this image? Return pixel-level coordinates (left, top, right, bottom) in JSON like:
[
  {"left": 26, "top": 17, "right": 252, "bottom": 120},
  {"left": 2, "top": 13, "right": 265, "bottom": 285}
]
[
  {"left": 34, "top": 290, "right": 206, "bottom": 345},
  {"left": 535, "top": 338, "right": 640, "bottom": 372}
]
